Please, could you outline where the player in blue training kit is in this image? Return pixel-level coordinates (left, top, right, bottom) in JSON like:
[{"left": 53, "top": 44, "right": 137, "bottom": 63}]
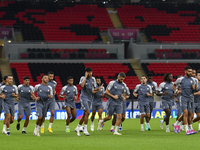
[
  {"left": 98, "top": 72, "right": 126, "bottom": 136},
  {"left": 146, "top": 73, "right": 158, "bottom": 130},
  {"left": 90, "top": 77, "right": 105, "bottom": 131},
  {"left": 16, "top": 76, "right": 36, "bottom": 134},
  {"left": 75, "top": 67, "right": 97, "bottom": 136},
  {"left": 33, "top": 75, "right": 53, "bottom": 137},
  {"left": 60, "top": 76, "right": 78, "bottom": 132},
  {"left": 134, "top": 75, "right": 152, "bottom": 132},
  {"left": 0, "top": 75, "right": 18, "bottom": 136},
  {"left": 192, "top": 70, "right": 200, "bottom": 131},
  {"left": 157, "top": 73, "right": 174, "bottom": 133},
  {"left": 41, "top": 71, "right": 57, "bottom": 133},
  {"left": 173, "top": 66, "right": 197, "bottom": 135}
]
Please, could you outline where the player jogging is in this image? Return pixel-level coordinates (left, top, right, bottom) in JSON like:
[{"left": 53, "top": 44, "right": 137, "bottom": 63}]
[
  {"left": 90, "top": 77, "right": 105, "bottom": 131},
  {"left": 98, "top": 72, "right": 126, "bottom": 136},
  {"left": 60, "top": 76, "right": 78, "bottom": 132},
  {"left": 110, "top": 84, "right": 130, "bottom": 132},
  {"left": 75, "top": 67, "right": 97, "bottom": 136},
  {"left": 192, "top": 70, "right": 200, "bottom": 131},
  {"left": 41, "top": 71, "right": 57, "bottom": 133},
  {"left": 172, "top": 66, "right": 196, "bottom": 135},
  {"left": 0, "top": 76, "right": 7, "bottom": 116},
  {"left": 33, "top": 75, "right": 53, "bottom": 137},
  {"left": 16, "top": 76, "right": 36, "bottom": 134},
  {"left": 0, "top": 75, "right": 18, "bottom": 136},
  {"left": 157, "top": 73, "right": 174, "bottom": 132},
  {"left": 146, "top": 73, "right": 158, "bottom": 130},
  {"left": 133, "top": 75, "right": 152, "bottom": 131}
]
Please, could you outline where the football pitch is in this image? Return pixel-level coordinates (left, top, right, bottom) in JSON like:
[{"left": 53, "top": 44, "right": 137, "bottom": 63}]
[{"left": 0, "top": 118, "right": 200, "bottom": 150}]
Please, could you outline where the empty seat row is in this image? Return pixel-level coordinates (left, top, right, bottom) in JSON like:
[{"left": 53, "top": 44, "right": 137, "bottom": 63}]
[
  {"left": 148, "top": 52, "right": 200, "bottom": 59},
  {"left": 155, "top": 49, "right": 200, "bottom": 53},
  {"left": 20, "top": 52, "right": 118, "bottom": 59},
  {"left": 27, "top": 48, "right": 107, "bottom": 53}
]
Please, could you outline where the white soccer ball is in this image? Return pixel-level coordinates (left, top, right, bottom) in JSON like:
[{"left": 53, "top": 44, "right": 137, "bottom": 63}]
[{"left": 79, "top": 126, "right": 84, "bottom": 132}]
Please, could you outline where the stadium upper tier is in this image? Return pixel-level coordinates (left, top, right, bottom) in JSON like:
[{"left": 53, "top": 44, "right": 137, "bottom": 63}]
[
  {"left": 0, "top": 1, "right": 113, "bottom": 42},
  {"left": 117, "top": 3, "right": 200, "bottom": 43}
]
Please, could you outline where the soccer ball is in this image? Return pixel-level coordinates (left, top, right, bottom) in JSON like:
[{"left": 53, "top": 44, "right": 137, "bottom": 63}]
[{"left": 79, "top": 126, "right": 84, "bottom": 132}]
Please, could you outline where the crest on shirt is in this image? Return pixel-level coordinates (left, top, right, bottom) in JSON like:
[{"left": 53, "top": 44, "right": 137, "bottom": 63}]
[
  {"left": 48, "top": 89, "right": 49, "bottom": 92},
  {"left": 67, "top": 90, "right": 70, "bottom": 93},
  {"left": 29, "top": 90, "right": 30, "bottom": 92},
  {"left": 191, "top": 80, "right": 193, "bottom": 83},
  {"left": 40, "top": 90, "right": 42, "bottom": 92},
  {"left": 21, "top": 90, "right": 23, "bottom": 92},
  {"left": 13, "top": 88, "right": 15, "bottom": 91},
  {"left": 147, "top": 88, "right": 149, "bottom": 90},
  {"left": 114, "top": 86, "right": 117, "bottom": 89},
  {"left": 166, "top": 87, "right": 168, "bottom": 89},
  {"left": 73, "top": 89, "right": 75, "bottom": 92},
  {"left": 122, "top": 86, "right": 124, "bottom": 89},
  {"left": 4, "top": 90, "right": 7, "bottom": 92}
]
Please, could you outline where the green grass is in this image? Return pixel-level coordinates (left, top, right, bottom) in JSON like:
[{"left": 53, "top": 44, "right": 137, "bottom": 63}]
[{"left": 1, "top": 119, "right": 200, "bottom": 150}]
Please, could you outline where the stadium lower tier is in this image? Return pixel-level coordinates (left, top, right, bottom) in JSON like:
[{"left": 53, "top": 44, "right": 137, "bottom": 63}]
[{"left": 10, "top": 62, "right": 139, "bottom": 100}]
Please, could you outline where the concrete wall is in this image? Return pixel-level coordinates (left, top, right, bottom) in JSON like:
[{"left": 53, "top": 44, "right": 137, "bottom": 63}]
[
  {"left": 127, "top": 43, "right": 200, "bottom": 59},
  {"left": 5, "top": 42, "right": 125, "bottom": 59}
]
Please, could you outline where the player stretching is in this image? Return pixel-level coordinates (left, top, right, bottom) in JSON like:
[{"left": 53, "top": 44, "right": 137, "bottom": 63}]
[
  {"left": 60, "top": 76, "right": 78, "bottom": 132},
  {"left": 98, "top": 72, "right": 126, "bottom": 136},
  {"left": 146, "top": 73, "right": 158, "bottom": 130},
  {"left": 41, "top": 71, "right": 57, "bottom": 133},
  {"left": 192, "top": 70, "right": 200, "bottom": 131},
  {"left": 0, "top": 76, "right": 7, "bottom": 116},
  {"left": 133, "top": 75, "right": 152, "bottom": 131},
  {"left": 110, "top": 84, "right": 130, "bottom": 132},
  {"left": 75, "top": 67, "right": 97, "bottom": 136},
  {"left": 157, "top": 73, "right": 174, "bottom": 132},
  {"left": 16, "top": 76, "right": 36, "bottom": 134},
  {"left": 0, "top": 75, "right": 18, "bottom": 136},
  {"left": 33, "top": 75, "right": 53, "bottom": 137},
  {"left": 173, "top": 66, "right": 196, "bottom": 135},
  {"left": 90, "top": 77, "right": 105, "bottom": 131}
]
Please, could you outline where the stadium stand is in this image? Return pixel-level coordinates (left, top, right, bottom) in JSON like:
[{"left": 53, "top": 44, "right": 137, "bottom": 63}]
[
  {"left": 20, "top": 48, "right": 112, "bottom": 59},
  {"left": 10, "top": 62, "right": 140, "bottom": 101},
  {"left": 0, "top": 1, "right": 113, "bottom": 42},
  {"left": 116, "top": 3, "right": 200, "bottom": 43},
  {"left": 148, "top": 49, "right": 200, "bottom": 59}
]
